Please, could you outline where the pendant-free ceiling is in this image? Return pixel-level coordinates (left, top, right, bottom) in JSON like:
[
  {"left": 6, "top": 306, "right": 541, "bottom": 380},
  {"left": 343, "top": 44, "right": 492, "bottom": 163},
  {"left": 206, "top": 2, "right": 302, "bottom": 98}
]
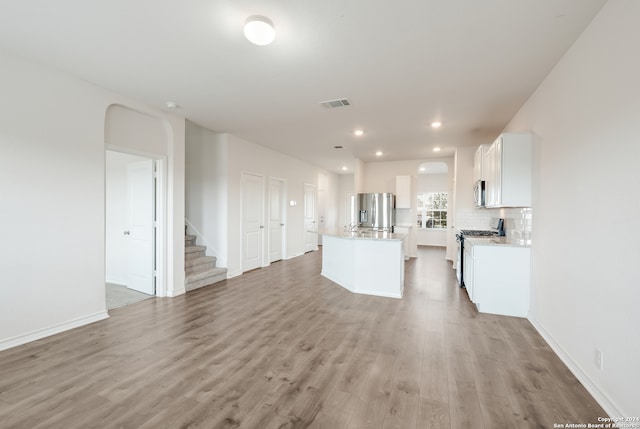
[{"left": 244, "top": 15, "right": 275, "bottom": 46}]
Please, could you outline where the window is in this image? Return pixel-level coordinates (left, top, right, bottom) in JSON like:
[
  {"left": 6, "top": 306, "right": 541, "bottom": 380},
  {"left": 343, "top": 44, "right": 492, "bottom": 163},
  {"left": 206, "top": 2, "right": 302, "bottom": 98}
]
[{"left": 417, "top": 192, "right": 447, "bottom": 229}]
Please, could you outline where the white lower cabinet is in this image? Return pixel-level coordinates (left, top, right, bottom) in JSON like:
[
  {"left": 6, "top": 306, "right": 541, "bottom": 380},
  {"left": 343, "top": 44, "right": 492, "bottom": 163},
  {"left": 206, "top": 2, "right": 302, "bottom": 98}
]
[
  {"left": 465, "top": 241, "right": 530, "bottom": 317},
  {"left": 463, "top": 241, "right": 475, "bottom": 301}
]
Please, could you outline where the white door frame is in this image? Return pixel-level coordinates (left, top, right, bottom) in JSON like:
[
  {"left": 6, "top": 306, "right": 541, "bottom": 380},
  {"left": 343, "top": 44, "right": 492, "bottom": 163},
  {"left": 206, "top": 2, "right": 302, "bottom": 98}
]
[
  {"left": 125, "top": 159, "right": 155, "bottom": 295},
  {"left": 268, "top": 176, "right": 287, "bottom": 263},
  {"left": 105, "top": 147, "right": 167, "bottom": 298},
  {"left": 241, "top": 171, "right": 266, "bottom": 272},
  {"left": 303, "top": 183, "right": 318, "bottom": 253}
]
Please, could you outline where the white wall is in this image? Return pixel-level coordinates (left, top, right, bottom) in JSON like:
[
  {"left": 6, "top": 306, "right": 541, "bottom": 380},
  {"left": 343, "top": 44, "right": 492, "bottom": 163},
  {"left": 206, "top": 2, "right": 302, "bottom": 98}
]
[
  {"left": 185, "top": 121, "right": 228, "bottom": 266},
  {"left": 224, "top": 134, "right": 339, "bottom": 278},
  {"left": 105, "top": 151, "right": 148, "bottom": 284},
  {"left": 0, "top": 49, "right": 185, "bottom": 350},
  {"left": 502, "top": 0, "right": 640, "bottom": 416},
  {"left": 338, "top": 174, "right": 356, "bottom": 228}
]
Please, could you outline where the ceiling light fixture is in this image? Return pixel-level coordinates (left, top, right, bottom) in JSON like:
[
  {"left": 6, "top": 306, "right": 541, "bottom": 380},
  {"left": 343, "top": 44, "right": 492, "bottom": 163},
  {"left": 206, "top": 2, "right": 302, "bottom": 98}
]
[
  {"left": 165, "top": 101, "right": 179, "bottom": 109},
  {"left": 431, "top": 121, "right": 442, "bottom": 128},
  {"left": 354, "top": 129, "right": 364, "bottom": 137},
  {"left": 376, "top": 151, "right": 383, "bottom": 156},
  {"left": 244, "top": 15, "right": 275, "bottom": 46},
  {"left": 433, "top": 147, "right": 441, "bottom": 152},
  {"left": 342, "top": 166, "right": 348, "bottom": 171}
]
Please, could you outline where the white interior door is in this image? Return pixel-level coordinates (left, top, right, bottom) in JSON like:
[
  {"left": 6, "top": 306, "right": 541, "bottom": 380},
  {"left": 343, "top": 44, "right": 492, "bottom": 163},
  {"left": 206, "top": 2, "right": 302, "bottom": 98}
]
[
  {"left": 126, "top": 159, "right": 155, "bottom": 295},
  {"left": 303, "top": 183, "right": 317, "bottom": 253},
  {"left": 242, "top": 172, "right": 264, "bottom": 272},
  {"left": 269, "top": 178, "right": 285, "bottom": 263}
]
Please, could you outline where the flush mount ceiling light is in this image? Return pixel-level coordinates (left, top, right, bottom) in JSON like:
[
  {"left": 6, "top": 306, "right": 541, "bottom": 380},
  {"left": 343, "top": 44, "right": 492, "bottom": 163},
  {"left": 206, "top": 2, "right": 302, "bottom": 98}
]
[
  {"left": 244, "top": 15, "right": 275, "bottom": 46},
  {"left": 165, "top": 101, "right": 179, "bottom": 109},
  {"left": 375, "top": 151, "right": 383, "bottom": 156},
  {"left": 354, "top": 129, "right": 364, "bottom": 137},
  {"left": 433, "top": 147, "right": 441, "bottom": 152},
  {"left": 342, "top": 166, "right": 348, "bottom": 171},
  {"left": 431, "top": 121, "right": 442, "bottom": 128}
]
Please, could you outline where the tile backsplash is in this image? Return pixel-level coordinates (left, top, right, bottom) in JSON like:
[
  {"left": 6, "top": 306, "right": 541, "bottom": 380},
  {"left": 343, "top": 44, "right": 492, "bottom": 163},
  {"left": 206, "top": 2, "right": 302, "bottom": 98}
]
[{"left": 456, "top": 207, "right": 533, "bottom": 245}]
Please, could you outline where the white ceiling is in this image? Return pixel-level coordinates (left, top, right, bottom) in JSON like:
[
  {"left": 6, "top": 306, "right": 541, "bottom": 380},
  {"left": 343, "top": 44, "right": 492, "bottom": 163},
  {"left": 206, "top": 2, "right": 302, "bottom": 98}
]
[{"left": 0, "top": 0, "right": 607, "bottom": 174}]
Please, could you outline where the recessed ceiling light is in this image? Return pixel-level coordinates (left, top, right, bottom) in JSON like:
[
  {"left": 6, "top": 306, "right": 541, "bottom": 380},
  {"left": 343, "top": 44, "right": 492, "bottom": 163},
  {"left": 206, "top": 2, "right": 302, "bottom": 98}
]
[
  {"left": 165, "top": 101, "right": 179, "bottom": 109},
  {"left": 420, "top": 167, "right": 426, "bottom": 172},
  {"left": 433, "top": 147, "right": 441, "bottom": 152},
  {"left": 244, "top": 15, "right": 275, "bottom": 46},
  {"left": 431, "top": 121, "right": 442, "bottom": 128},
  {"left": 354, "top": 129, "right": 364, "bottom": 137},
  {"left": 341, "top": 166, "right": 348, "bottom": 171},
  {"left": 376, "top": 151, "right": 383, "bottom": 156}
]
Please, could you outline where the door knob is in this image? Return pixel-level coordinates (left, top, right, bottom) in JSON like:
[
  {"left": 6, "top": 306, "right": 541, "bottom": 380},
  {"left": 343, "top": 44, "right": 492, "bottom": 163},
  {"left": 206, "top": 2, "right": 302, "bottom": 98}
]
[{"left": 123, "top": 230, "right": 131, "bottom": 235}]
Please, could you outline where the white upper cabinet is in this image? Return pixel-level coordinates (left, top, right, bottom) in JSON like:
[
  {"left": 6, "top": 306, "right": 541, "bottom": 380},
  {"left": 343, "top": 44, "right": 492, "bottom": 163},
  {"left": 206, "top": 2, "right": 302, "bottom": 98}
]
[
  {"left": 395, "top": 175, "right": 411, "bottom": 209},
  {"left": 484, "top": 133, "right": 532, "bottom": 208},
  {"left": 473, "top": 144, "right": 489, "bottom": 182}
]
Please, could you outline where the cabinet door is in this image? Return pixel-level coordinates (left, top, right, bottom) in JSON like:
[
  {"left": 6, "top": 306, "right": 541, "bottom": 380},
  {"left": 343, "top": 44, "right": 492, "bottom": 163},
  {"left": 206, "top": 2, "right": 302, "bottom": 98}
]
[
  {"left": 500, "top": 134, "right": 532, "bottom": 207},
  {"left": 494, "top": 138, "right": 503, "bottom": 206},
  {"left": 395, "top": 176, "right": 411, "bottom": 209},
  {"left": 484, "top": 142, "right": 497, "bottom": 207},
  {"left": 473, "top": 145, "right": 484, "bottom": 182},
  {"left": 463, "top": 244, "right": 474, "bottom": 301}
]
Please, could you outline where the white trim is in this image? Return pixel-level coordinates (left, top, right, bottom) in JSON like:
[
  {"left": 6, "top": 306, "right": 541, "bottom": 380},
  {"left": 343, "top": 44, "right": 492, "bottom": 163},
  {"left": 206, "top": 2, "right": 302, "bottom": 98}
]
[
  {"left": 226, "top": 270, "right": 242, "bottom": 279},
  {"left": 285, "top": 252, "right": 304, "bottom": 260},
  {"left": 105, "top": 148, "right": 168, "bottom": 298},
  {"left": 240, "top": 171, "right": 266, "bottom": 272},
  {"left": 154, "top": 158, "right": 167, "bottom": 297},
  {"left": 166, "top": 287, "right": 185, "bottom": 297},
  {"left": 268, "top": 176, "right": 287, "bottom": 264},
  {"left": 528, "top": 317, "right": 621, "bottom": 418},
  {"left": 0, "top": 311, "right": 109, "bottom": 351}
]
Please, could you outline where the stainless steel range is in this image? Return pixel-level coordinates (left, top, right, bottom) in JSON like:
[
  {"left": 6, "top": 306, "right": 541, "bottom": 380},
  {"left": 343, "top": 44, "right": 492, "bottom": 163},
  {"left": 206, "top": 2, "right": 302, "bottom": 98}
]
[{"left": 455, "top": 218, "right": 505, "bottom": 288}]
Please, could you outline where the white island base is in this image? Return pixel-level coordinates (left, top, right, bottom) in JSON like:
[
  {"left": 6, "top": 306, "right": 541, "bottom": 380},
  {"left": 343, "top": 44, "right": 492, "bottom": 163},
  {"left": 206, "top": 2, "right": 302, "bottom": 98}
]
[{"left": 321, "top": 232, "right": 405, "bottom": 299}]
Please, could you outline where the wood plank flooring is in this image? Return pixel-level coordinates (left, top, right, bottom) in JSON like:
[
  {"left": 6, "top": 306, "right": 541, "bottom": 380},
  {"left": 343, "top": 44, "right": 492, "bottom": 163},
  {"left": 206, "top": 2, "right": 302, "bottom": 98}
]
[{"left": 0, "top": 246, "right": 606, "bottom": 428}]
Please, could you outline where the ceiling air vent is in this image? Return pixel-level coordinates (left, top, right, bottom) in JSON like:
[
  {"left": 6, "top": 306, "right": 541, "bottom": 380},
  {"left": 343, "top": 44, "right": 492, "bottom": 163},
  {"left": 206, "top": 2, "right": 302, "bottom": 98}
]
[{"left": 320, "top": 98, "right": 351, "bottom": 109}]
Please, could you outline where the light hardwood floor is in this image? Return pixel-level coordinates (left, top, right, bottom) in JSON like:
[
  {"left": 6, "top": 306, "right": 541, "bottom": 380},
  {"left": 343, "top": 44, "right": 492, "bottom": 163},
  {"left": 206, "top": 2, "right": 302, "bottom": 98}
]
[{"left": 0, "top": 246, "right": 606, "bottom": 428}]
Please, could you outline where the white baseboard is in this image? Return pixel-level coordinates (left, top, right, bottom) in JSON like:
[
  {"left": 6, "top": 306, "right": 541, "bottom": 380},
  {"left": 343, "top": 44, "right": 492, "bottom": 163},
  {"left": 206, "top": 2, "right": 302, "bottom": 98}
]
[
  {"left": 226, "top": 270, "right": 242, "bottom": 279},
  {"left": 528, "top": 317, "right": 622, "bottom": 418},
  {"left": 167, "top": 287, "right": 185, "bottom": 297},
  {"left": 0, "top": 311, "right": 109, "bottom": 351},
  {"left": 285, "top": 252, "right": 304, "bottom": 260}
]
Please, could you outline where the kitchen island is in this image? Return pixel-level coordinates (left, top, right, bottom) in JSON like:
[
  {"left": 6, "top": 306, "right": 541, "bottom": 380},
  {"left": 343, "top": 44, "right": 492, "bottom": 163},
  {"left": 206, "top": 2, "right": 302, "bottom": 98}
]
[{"left": 321, "top": 230, "right": 407, "bottom": 299}]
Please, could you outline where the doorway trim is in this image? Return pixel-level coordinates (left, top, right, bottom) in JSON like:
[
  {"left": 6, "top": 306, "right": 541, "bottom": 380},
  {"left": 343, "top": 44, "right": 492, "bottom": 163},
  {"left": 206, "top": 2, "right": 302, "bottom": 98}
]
[
  {"left": 105, "top": 146, "right": 168, "bottom": 298},
  {"left": 268, "top": 176, "right": 287, "bottom": 263},
  {"left": 241, "top": 170, "right": 266, "bottom": 272}
]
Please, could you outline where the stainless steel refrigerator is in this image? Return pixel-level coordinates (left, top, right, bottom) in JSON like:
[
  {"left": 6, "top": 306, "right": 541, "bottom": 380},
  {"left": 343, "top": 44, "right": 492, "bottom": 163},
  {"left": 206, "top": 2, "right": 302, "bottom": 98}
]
[{"left": 356, "top": 193, "right": 395, "bottom": 231}]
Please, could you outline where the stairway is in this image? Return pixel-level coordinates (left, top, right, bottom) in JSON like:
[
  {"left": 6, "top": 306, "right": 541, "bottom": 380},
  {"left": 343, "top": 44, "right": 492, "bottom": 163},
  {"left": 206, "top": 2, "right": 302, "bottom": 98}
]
[{"left": 185, "top": 234, "right": 227, "bottom": 292}]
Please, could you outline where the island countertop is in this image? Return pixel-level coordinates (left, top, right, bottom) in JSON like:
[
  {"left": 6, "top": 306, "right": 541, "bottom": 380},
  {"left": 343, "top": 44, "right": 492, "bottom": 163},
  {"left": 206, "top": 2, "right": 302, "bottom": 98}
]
[{"left": 322, "top": 229, "right": 407, "bottom": 241}]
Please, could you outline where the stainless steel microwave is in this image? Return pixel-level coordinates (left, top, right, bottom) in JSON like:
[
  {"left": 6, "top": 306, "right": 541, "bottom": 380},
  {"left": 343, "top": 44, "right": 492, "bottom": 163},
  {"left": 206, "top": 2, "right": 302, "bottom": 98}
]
[{"left": 473, "top": 180, "right": 486, "bottom": 207}]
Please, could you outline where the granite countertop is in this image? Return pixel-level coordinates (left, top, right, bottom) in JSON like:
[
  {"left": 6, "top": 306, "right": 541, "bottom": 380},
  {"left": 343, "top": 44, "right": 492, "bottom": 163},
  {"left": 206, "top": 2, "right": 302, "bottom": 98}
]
[
  {"left": 323, "top": 229, "right": 408, "bottom": 241},
  {"left": 464, "top": 236, "right": 531, "bottom": 248}
]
